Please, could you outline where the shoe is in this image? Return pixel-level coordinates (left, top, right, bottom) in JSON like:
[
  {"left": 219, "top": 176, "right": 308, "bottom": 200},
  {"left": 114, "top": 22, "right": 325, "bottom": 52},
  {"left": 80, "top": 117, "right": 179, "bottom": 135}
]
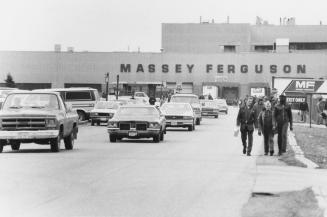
[
  {"left": 264, "top": 152, "right": 268, "bottom": 156},
  {"left": 243, "top": 147, "right": 246, "bottom": 154},
  {"left": 278, "top": 152, "right": 282, "bottom": 156},
  {"left": 270, "top": 151, "right": 274, "bottom": 156},
  {"left": 247, "top": 153, "right": 251, "bottom": 156}
]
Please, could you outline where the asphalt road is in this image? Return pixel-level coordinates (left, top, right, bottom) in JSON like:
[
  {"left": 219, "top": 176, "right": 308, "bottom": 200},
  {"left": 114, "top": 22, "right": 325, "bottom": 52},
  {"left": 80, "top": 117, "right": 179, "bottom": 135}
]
[{"left": 0, "top": 106, "right": 261, "bottom": 217}]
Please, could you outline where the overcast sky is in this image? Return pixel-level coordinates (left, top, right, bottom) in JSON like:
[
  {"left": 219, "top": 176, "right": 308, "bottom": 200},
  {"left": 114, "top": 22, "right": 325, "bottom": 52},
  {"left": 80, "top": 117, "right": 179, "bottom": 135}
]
[{"left": 0, "top": 0, "right": 327, "bottom": 52}]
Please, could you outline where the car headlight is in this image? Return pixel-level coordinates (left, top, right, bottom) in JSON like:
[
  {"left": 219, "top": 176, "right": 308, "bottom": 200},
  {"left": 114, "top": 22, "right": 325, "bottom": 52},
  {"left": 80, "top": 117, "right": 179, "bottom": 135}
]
[
  {"left": 91, "top": 112, "right": 98, "bottom": 116},
  {"left": 149, "top": 122, "right": 160, "bottom": 128},
  {"left": 108, "top": 122, "right": 118, "bottom": 128},
  {"left": 46, "top": 119, "right": 57, "bottom": 128}
]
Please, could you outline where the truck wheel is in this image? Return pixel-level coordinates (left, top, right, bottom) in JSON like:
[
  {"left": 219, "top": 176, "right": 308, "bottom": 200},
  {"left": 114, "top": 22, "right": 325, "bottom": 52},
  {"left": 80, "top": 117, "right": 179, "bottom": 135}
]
[
  {"left": 188, "top": 125, "right": 193, "bottom": 131},
  {"left": 196, "top": 118, "right": 200, "bottom": 125},
  {"left": 91, "top": 120, "right": 95, "bottom": 126},
  {"left": 215, "top": 115, "right": 218, "bottom": 119},
  {"left": 11, "top": 141, "right": 21, "bottom": 151},
  {"left": 64, "top": 133, "right": 74, "bottom": 150},
  {"left": 50, "top": 135, "right": 61, "bottom": 152},
  {"left": 153, "top": 134, "right": 160, "bottom": 143},
  {"left": 160, "top": 131, "right": 164, "bottom": 141},
  {"left": 0, "top": 140, "right": 6, "bottom": 153},
  {"left": 77, "top": 111, "right": 86, "bottom": 121},
  {"left": 97, "top": 121, "right": 100, "bottom": 126},
  {"left": 109, "top": 135, "right": 117, "bottom": 142}
]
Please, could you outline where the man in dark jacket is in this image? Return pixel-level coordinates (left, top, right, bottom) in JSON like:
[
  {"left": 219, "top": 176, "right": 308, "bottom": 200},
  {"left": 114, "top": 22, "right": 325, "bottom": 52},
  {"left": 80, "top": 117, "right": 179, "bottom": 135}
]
[
  {"left": 253, "top": 97, "right": 265, "bottom": 128},
  {"left": 299, "top": 101, "right": 309, "bottom": 122},
  {"left": 258, "top": 101, "right": 275, "bottom": 156},
  {"left": 274, "top": 95, "right": 293, "bottom": 155},
  {"left": 237, "top": 96, "right": 257, "bottom": 156}
]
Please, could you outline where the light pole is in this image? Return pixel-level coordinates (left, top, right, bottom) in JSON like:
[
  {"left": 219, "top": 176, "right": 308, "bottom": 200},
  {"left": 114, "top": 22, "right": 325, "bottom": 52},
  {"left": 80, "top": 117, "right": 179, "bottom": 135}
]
[
  {"left": 105, "top": 73, "right": 109, "bottom": 101},
  {"left": 116, "top": 75, "right": 119, "bottom": 100}
]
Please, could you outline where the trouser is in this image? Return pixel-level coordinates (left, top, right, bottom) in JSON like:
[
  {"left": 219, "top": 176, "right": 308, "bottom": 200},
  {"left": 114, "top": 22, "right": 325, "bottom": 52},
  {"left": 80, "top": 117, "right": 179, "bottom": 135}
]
[
  {"left": 263, "top": 130, "right": 274, "bottom": 153},
  {"left": 300, "top": 110, "right": 307, "bottom": 122},
  {"left": 241, "top": 127, "right": 254, "bottom": 154},
  {"left": 277, "top": 122, "right": 288, "bottom": 153},
  {"left": 317, "top": 113, "right": 323, "bottom": 125}
]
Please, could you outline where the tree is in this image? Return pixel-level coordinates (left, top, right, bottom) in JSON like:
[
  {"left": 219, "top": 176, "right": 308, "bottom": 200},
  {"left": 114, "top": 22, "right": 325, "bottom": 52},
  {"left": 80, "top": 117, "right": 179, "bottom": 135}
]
[{"left": 4, "top": 73, "right": 16, "bottom": 88}]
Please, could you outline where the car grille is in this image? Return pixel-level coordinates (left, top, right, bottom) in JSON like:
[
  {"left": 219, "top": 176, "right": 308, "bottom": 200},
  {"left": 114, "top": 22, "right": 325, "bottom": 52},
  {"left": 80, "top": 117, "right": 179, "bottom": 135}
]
[
  {"left": 98, "top": 113, "right": 109, "bottom": 117},
  {"left": 1, "top": 118, "right": 46, "bottom": 130},
  {"left": 119, "top": 123, "right": 130, "bottom": 130},
  {"left": 136, "top": 123, "right": 147, "bottom": 131},
  {"left": 202, "top": 108, "right": 213, "bottom": 112},
  {"left": 119, "top": 122, "right": 148, "bottom": 130},
  {"left": 165, "top": 115, "right": 183, "bottom": 120}
]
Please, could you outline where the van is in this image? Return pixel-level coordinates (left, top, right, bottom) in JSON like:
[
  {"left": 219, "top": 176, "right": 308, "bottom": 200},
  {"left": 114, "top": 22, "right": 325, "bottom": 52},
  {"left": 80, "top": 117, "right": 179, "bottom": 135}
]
[{"left": 40, "top": 88, "right": 99, "bottom": 121}]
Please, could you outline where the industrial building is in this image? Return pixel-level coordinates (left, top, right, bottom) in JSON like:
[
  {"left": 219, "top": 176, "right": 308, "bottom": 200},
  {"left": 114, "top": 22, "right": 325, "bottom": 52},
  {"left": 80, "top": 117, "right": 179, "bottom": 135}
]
[{"left": 1, "top": 18, "right": 327, "bottom": 102}]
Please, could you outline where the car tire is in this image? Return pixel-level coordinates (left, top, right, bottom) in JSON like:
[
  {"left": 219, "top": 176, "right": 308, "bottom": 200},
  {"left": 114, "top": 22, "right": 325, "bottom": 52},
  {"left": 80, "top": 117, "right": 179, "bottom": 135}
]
[
  {"left": 0, "top": 140, "right": 5, "bottom": 153},
  {"left": 97, "top": 121, "right": 100, "bottom": 126},
  {"left": 196, "top": 118, "right": 200, "bottom": 125},
  {"left": 50, "top": 135, "right": 61, "bottom": 152},
  {"left": 110, "top": 135, "right": 117, "bottom": 143},
  {"left": 153, "top": 134, "right": 160, "bottom": 143},
  {"left": 215, "top": 115, "right": 218, "bottom": 119},
  {"left": 91, "top": 120, "right": 95, "bottom": 126},
  {"left": 77, "top": 111, "right": 86, "bottom": 121},
  {"left": 11, "top": 141, "right": 21, "bottom": 151},
  {"left": 188, "top": 125, "right": 193, "bottom": 131},
  {"left": 225, "top": 111, "right": 228, "bottom": 114},
  {"left": 160, "top": 131, "right": 164, "bottom": 141},
  {"left": 64, "top": 133, "right": 74, "bottom": 150}
]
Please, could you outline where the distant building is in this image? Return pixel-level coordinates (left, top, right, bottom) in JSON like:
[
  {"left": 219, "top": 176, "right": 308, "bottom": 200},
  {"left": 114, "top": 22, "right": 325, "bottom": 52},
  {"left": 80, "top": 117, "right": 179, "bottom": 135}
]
[{"left": 1, "top": 20, "right": 327, "bottom": 100}]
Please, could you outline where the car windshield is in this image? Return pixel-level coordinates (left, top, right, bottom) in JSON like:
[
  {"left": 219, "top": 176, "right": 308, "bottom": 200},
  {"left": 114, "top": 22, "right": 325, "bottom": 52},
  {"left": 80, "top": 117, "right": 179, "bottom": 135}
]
[
  {"left": 135, "top": 93, "right": 145, "bottom": 97},
  {"left": 216, "top": 99, "right": 227, "bottom": 105},
  {"left": 161, "top": 103, "right": 192, "bottom": 113},
  {"left": 117, "top": 107, "right": 159, "bottom": 116},
  {"left": 201, "top": 101, "right": 218, "bottom": 107},
  {"left": 2, "top": 93, "right": 60, "bottom": 110},
  {"left": 170, "top": 96, "right": 199, "bottom": 104},
  {"left": 95, "top": 101, "right": 119, "bottom": 109}
]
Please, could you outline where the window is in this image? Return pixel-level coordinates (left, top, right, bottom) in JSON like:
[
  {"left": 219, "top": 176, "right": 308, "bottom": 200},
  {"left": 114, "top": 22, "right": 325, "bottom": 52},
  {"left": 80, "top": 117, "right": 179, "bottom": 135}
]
[
  {"left": 224, "top": 45, "right": 236, "bottom": 53},
  {"left": 65, "top": 91, "right": 92, "bottom": 101},
  {"left": 289, "top": 42, "right": 327, "bottom": 50},
  {"left": 254, "top": 45, "right": 274, "bottom": 52}
]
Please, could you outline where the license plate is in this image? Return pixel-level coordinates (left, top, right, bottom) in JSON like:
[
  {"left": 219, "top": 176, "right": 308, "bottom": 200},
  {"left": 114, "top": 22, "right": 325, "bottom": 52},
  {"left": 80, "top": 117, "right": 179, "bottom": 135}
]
[
  {"left": 171, "top": 121, "right": 177, "bottom": 126},
  {"left": 128, "top": 131, "right": 137, "bottom": 137}
]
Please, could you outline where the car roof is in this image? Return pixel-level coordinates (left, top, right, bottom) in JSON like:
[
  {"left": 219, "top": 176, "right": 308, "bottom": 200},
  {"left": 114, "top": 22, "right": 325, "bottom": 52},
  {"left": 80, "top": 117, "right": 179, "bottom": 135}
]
[
  {"left": 9, "top": 90, "right": 60, "bottom": 96},
  {"left": 39, "top": 87, "right": 97, "bottom": 91},
  {"left": 172, "top": 94, "right": 198, "bottom": 97},
  {"left": 163, "top": 102, "right": 191, "bottom": 106},
  {"left": 119, "top": 104, "right": 156, "bottom": 108}
]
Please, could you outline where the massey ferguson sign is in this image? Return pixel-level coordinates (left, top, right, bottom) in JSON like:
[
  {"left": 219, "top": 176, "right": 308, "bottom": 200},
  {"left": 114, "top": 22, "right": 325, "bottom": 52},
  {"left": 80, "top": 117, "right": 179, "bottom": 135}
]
[{"left": 285, "top": 80, "right": 324, "bottom": 92}]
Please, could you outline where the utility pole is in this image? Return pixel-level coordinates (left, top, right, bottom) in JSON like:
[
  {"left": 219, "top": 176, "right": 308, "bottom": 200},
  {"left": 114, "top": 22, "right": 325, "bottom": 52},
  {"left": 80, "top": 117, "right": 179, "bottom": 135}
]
[
  {"left": 105, "top": 73, "right": 109, "bottom": 101},
  {"left": 116, "top": 75, "right": 119, "bottom": 100}
]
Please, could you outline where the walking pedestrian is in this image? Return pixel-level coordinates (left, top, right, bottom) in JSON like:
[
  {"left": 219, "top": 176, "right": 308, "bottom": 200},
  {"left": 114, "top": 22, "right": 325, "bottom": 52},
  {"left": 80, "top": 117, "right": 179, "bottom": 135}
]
[
  {"left": 274, "top": 95, "right": 293, "bottom": 155},
  {"left": 253, "top": 97, "right": 265, "bottom": 128},
  {"left": 316, "top": 97, "right": 325, "bottom": 125},
  {"left": 299, "top": 100, "right": 309, "bottom": 123},
  {"left": 236, "top": 96, "right": 257, "bottom": 156},
  {"left": 258, "top": 101, "right": 275, "bottom": 156}
]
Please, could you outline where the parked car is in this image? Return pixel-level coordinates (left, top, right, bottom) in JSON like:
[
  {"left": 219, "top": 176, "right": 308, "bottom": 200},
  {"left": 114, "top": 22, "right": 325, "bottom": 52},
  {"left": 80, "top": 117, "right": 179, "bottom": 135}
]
[
  {"left": 90, "top": 101, "right": 120, "bottom": 126},
  {"left": 134, "top": 92, "right": 149, "bottom": 104},
  {"left": 216, "top": 99, "right": 228, "bottom": 114},
  {"left": 107, "top": 105, "right": 166, "bottom": 143},
  {"left": 40, "top": 87, "right": 100, "bottom": 121},
  {"left": 0, "top": 91, "right": 79, "bottom": 153},
  {"left": 160, "top": 102, "right": 195, "bottom": 131},
  {"left": 200, "top": 100, "right": 219, "bottom": 118},
  {"left": 170, "top": 94, "right": 202, "bottom": 125}
]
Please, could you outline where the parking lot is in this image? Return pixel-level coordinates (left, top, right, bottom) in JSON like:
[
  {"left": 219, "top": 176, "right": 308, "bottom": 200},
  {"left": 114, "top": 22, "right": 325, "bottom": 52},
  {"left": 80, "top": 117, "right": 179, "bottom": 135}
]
[{"left": 0, "top": 106, "right": 263, "bottom": 217}]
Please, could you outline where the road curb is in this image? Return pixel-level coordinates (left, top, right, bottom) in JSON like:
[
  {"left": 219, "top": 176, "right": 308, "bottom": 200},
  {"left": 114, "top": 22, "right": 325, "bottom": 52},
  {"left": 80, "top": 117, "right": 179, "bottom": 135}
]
[{"left": 288, "top": 131, "right": 318, "bottom": 169}]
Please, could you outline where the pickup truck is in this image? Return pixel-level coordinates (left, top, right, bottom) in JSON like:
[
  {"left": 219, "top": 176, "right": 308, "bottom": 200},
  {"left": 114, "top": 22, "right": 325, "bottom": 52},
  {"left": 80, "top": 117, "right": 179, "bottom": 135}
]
[{"left": 0, "top": 90, "right": 79, "bottom": 152}]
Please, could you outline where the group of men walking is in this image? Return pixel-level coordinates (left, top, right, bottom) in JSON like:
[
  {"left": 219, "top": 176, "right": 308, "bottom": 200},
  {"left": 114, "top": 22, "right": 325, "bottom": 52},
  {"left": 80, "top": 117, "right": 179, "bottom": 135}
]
[{"left": 236, "top": 95, "right": 293, "bottom": 156}]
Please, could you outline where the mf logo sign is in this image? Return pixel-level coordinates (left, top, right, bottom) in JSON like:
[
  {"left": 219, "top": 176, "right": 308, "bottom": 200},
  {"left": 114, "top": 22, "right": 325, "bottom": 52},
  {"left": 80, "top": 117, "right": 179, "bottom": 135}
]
[
  {"left": 295, "top": 81, "right": 315, "bottom": 90},
  {"left": 285, "top": 80, "right": 324, "bottom": 93}
]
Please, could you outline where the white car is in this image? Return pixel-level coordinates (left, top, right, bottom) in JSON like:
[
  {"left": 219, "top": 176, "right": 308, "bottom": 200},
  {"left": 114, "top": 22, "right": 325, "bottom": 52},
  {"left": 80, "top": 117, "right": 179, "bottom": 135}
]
[
  {"left": 216, "top": 99, "right": 228, "bottom": 114},
  {"left": 134, "top": 92, "right": 149, "bottom": 104},
  {"left": 170, "top": 94, "right": 202, "bottom": 125},
  {"left": 161, "top": 102, "right": 195, "bottom": 131},
  {"left": 90, "top": 101, "right": 120, "bottom": 126}
]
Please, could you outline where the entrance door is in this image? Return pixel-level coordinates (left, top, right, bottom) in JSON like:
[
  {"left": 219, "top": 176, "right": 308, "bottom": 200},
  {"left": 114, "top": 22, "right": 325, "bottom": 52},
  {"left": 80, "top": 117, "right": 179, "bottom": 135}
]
[
  {"left": 181, "top": 83, "right": 193, "bottom": 94},
  {"left": 148, "top": 84, "right": 157, "bottom": 97},
  {"left": 222, "top": 87, "right": 239, "bottom": 105}
]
